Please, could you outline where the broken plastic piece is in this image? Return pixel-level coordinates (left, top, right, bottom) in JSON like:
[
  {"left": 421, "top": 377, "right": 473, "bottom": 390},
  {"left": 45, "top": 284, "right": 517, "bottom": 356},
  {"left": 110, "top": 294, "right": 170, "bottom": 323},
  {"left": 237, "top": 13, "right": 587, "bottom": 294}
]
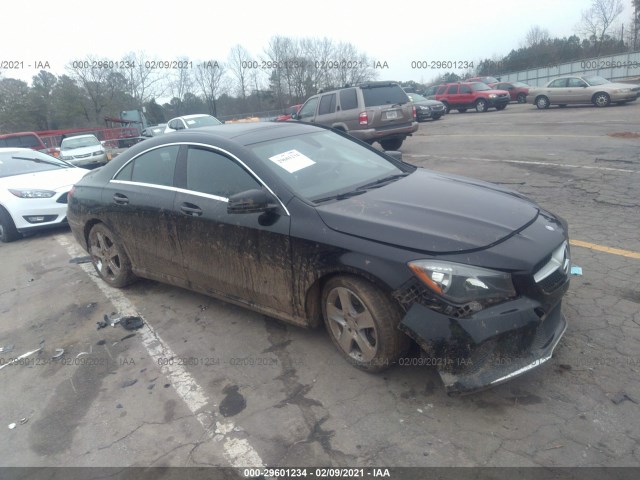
[
  {"left": 52, "top": 349, "right": 65, "bottom": 359},
  {"left": 611, "top": 392, "right": 637, "bottom": 405},
  {"left": 8, "top": 423, "right": 16, "bottom": 430},
  {"left": 0, "top": 347, "right": 43, "bottom": 371},
  {"left": 76, "top": 352, "right": 89, "bottom": 359},
  {"left": 0, "top": 344, "right": 15, "bottom": 354},
  {"left": 570, "top": 265, "right": 582, "bottom": 276},
  {"left": 96, "top": 315, "right": 109, "bottom": 330},
  {"left": 20, "top": 418, "right": 28, "bottom": 425}
]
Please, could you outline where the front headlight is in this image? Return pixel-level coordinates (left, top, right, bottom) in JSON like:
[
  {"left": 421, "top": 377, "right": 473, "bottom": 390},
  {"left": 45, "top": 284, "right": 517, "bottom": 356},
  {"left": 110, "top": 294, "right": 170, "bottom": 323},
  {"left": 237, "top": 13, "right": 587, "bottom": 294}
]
[
  {"left": 488, "top": 94, "right": 497, "bottom": 99},
  {"left": 60, "top": 155, "right": 73, "bottom": 160},
  {"left": 9, "top": 189, "right": 56, "bottom": 199},
  {"left": 420, "top": 106, "right": 431, "bottom": 111},
  {"left": 92, "top": 150, "right": 105, "bottom": 156},
  {"left": 408, "top": 260, "right": 516, "bottom": 304}
]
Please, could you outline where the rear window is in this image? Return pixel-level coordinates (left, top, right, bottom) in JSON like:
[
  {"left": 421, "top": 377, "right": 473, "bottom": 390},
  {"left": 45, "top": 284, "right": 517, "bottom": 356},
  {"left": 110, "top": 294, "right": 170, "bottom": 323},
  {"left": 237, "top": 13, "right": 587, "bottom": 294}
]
[
  {"left": 339, "top": 89, "right": 358, "bottom": 110},
  {"left": 361, "top": 85, "right": 408, "bottom": 107}
]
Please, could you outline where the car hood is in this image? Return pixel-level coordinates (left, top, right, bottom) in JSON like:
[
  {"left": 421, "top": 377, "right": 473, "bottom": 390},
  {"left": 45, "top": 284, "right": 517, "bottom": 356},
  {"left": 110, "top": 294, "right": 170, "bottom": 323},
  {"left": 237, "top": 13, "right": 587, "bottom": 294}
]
[
  {"left": 414, "top": 99, "right": 445, "bottom": 107},
  {"left": 315, "top": 169, "right": 540, "bottom": 254},
  {"left": 0, "top": 167, "right": 89, "bottom": 191}
]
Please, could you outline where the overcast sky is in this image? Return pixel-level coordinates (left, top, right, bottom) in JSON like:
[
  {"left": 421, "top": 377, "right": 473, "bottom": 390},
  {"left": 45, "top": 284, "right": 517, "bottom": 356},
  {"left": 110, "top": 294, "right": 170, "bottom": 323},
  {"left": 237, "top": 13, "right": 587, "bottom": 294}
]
[{"left": 1, "top": 0, "right": 633, "bottom": 86}]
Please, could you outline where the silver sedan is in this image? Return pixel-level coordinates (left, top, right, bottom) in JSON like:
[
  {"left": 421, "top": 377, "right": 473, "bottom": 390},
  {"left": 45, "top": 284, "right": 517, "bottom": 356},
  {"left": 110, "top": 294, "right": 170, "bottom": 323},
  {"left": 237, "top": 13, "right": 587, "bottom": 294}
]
[{"left": 527, "top": 75, "right": 639, "bottom": 109}]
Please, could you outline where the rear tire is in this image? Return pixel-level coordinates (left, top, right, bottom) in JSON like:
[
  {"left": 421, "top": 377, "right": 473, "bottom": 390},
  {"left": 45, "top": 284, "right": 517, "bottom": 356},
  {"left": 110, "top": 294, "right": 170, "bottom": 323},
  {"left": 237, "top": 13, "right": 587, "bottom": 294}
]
[
  {"left": 516, "top": 93, "right": 526, "bottom": 103},
  {"left": 322, "top": 276, "right": 410, "bottom": 372},
  {"left": 0, "top": 206, "right": 21, "bottom": 243},
  {"left": 441, "top": 102, "right": 450, "bottom": 114},
  {"left": 379, "top": 138, "right": 403, "bottom": 151},
  {"left": 88, "top": 223, "right": 137, "bottom": 288}
]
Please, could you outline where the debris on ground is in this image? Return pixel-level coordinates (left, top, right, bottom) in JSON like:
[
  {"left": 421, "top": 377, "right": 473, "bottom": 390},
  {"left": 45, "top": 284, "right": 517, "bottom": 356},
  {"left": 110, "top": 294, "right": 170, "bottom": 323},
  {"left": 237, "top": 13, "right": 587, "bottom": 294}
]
[
  {"left": 0, "top": 347, "right": 43, "bottom": 371},
  {"left": 120, "top": 316, "right": 144, "bottom": 330},
  {"left": 611, "top": 392, "right": 638, "bottom": 405},
  {"left": 571, "top": 265, "right": 583, "bottom": 276},
  {"left": 8, "top": 423, "right": 16, "bottom": 430},
  {"left": 20, "top": 418, "right": 28, "bottom": 425},
  {"left": 120, "top": 379, "right": 138, "bottom": 388},
  {"left": 98, "top": 314, "right": 144, "bottom": 331},
  {"left": 69, "top": 256, "right": 92, "bottom": 264},
  {"left": 52, "top": 349, "right": 65, "bottom": 359},
  {"left": 96, "top": 340, "right": 106, "bottom": 346},
  {"left": 0, "top": 344, "right": 14, "bottom": 354},
  {"left": 120, "top": 333, "right": 136, "bottom": 342}
]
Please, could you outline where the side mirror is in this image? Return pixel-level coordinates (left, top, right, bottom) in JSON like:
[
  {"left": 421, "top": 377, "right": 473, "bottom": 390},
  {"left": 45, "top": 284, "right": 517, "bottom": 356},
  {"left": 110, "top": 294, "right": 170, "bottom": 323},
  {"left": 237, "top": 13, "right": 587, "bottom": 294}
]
[
  {"left": 174, "top": 123, "right": 185, "bottom": 130},
  {"left": 290, "top": 113, "right": 298, "bottom": 120},
  {"left": 227, "top": 188, "right": 278, "bottom": 214}
]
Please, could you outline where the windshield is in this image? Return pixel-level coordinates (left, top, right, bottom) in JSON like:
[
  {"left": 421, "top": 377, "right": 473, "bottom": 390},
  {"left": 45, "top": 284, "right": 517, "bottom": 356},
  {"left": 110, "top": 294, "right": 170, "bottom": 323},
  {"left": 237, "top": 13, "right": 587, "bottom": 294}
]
[
  {"left": 61, "top": 136, "right": 101, "bottom": 150},
  {"left": 513, "top": 82, "right": 529, "bottom": 87},
  {"left": 185, "top": 115, "right": 222, "bottom": 127},
  {"left": 248, "top": 130, "right": 408, "bottom": 202},
  {"left": 583, "top": 76, "right": 610, "bottom": 86},
  {"left": 470, "top": 83, "right": 491, "bottom": 91},
  {"left": 0, "top": 151, "right": 73, "bottom": 178}
]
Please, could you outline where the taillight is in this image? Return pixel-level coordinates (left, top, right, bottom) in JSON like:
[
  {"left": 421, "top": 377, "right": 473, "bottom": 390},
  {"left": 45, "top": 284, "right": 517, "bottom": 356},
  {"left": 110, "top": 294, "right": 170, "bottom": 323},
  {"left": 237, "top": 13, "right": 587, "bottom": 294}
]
[
  {"left": 412, "top": 105, "right": 417, "bottom": 119},
  {"left": 359, "top": 111, "right": 368, "bottom": 125},
  {"left": 68, "top": 186, "right": 76, "bottom": 200}
]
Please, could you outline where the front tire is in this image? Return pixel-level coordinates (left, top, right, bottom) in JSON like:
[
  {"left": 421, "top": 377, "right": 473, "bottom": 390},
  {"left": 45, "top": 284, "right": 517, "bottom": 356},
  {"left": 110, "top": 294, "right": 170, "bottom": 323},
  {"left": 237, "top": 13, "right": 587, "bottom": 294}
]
[
  {"left": 88, "top": 223, "right": 137, "bottom": 287},
  {"left": 379, "top": 138, "right": 403, "bottom": 151},
  {"left": 0, "top": 206, "right": 21, "bottom": 243},
  {"left": 593, "top": 92, "right": 611, "bottom": 107},
  {"left": 475, "top": 99, "right": 488, "bottom": 112},
  {"left": 322, "top": 276, "right": 409, "bottom": 372},
  {"left": 536, "top": 96, "right": 550, "bottom": 109},
  {"left": 516, "top": 93, "right": 527, "bottom": 103}
]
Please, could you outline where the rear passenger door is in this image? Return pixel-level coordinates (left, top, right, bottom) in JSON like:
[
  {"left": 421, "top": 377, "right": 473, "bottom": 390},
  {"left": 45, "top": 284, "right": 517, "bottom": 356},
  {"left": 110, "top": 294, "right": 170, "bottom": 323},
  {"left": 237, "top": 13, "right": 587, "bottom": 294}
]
[
  {"left": 106, "top": 144, "right": 184, "bottom": 281},
  {"left": 314, "top": 93, "right": 337, "bottom": 127},
  {"left": 337, "top": 88, "right": 359, "bottom": 131}
]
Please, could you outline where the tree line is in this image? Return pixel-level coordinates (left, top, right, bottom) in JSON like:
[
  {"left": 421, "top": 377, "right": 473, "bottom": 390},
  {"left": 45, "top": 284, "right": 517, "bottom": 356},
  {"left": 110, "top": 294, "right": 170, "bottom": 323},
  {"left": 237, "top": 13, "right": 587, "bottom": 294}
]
[
  {"left": 1, "top": 3, "right": 639, "bottom": 134},
  {"left": 0, "top": 37, "right": 378, "bottom": 133}
]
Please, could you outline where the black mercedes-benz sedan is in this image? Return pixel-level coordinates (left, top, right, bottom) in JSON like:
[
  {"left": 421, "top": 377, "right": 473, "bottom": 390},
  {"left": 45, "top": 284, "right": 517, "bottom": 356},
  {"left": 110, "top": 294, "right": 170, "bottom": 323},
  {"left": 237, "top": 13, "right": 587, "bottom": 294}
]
[{"left": 67, "top": 122, "right": 570, "bottom": 394}]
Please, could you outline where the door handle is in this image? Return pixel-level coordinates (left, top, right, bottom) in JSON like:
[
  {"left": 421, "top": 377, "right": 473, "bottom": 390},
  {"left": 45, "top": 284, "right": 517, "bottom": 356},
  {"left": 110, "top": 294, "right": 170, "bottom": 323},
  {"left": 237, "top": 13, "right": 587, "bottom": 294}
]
[
  {"left": 180, "top": 203, "right": 203, "bottom": 217},
  {"left": 113, "top": 193, "right": 129, "bottom": 205}
]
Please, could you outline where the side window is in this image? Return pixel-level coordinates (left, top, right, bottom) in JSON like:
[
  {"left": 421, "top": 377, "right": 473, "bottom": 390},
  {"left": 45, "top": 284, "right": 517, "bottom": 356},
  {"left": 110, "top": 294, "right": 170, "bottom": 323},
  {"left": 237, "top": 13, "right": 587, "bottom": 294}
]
[
  {"left": 186, "top": 147, "right": 261, "bottom": 198},
  {"left": 548, "top": 79, "right": 567, "bottom": 88},
  {"left": 567, "top": 78, "right": 587, "bottom": 87},
  {"left": 115, "top": 145, "right": 179, "bottom": 186},
  {"left": 298, "top": 98, "right": 319, "bottom": 120},
  {"left": 436, "top": 85, "right": 447, "bottom": 95},
  {"left": 339, "top": 88, "right": 358, "bottom": 110},
  {"left": 318, "top": 93, "right": 336, "bottom": 115},
  {"left": 459, "top": 85, "right": 472, "bottom": 94},
  {"left": 447, "top": 85, "right": 459, "bottom": 94}
]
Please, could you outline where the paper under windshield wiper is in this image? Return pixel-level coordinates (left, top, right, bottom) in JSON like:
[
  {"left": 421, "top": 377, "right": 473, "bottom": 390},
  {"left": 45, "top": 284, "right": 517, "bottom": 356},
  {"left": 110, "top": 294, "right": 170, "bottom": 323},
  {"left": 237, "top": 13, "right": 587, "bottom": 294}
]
[{"left": 357, "top": 172, "right": 410, "bottom": 191}]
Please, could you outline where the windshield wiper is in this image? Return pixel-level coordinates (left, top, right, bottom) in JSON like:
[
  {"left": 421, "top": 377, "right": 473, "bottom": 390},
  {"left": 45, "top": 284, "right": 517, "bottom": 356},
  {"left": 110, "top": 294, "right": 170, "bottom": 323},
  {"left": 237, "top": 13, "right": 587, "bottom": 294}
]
[
  {"left": 313, "top": 189, "right": 367, "bottom": 204},
  {"left": 357, "top": 172, "right": 410, "bottom": 191},
  {"left": 13, "top": 156, "right": 68, "bottom": 168}
]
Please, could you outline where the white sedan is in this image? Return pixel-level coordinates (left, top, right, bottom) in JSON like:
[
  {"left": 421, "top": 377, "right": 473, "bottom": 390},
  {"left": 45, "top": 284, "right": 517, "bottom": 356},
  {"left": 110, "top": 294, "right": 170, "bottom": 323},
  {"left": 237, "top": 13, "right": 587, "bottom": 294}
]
[
  {"left": 0, "top": 148, "right": 89, "bottom": 242},
  {"left": 164, "top": 114, "right": 223, "bottom": 133}
]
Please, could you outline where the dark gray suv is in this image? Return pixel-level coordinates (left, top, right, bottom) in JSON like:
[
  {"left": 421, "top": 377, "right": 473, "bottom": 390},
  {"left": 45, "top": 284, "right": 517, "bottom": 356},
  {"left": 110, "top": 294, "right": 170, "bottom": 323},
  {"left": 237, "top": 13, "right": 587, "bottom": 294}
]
[{"left": 294, "top": 82, "right": 419, "bottom": 150}]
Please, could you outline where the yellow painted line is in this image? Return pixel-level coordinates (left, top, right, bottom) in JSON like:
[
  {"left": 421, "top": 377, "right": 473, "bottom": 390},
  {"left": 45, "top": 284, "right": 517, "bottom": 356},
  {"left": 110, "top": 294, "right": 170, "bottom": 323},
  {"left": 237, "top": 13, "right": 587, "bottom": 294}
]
[{"left": 570, "top": 239, "right": 640, "bottom": 259}]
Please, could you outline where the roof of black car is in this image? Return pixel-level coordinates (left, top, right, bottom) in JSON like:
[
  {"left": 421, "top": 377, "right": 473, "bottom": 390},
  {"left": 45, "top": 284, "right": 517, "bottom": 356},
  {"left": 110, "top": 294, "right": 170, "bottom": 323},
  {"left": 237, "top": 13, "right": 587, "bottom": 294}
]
[{"left": 165, "top": 121, "right": 322, "bottom": 146}]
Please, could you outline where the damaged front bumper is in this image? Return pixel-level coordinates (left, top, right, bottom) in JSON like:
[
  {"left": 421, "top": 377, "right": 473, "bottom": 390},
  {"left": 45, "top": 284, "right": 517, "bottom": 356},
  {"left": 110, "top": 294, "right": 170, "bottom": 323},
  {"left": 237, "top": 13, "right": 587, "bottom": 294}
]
[{"left": 398, "top": 294, "right": 567, "bottom": 395}]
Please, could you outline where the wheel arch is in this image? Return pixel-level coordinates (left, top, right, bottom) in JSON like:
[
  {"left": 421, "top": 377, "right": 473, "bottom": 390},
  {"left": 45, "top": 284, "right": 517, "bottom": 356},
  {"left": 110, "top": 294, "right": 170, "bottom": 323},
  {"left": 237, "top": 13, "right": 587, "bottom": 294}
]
[
  {"left": 83, "top": 218, "right": 136, "bottom": 266},
  {"left": 304, "top": 266, "right": 398, "bottom": 329}
]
